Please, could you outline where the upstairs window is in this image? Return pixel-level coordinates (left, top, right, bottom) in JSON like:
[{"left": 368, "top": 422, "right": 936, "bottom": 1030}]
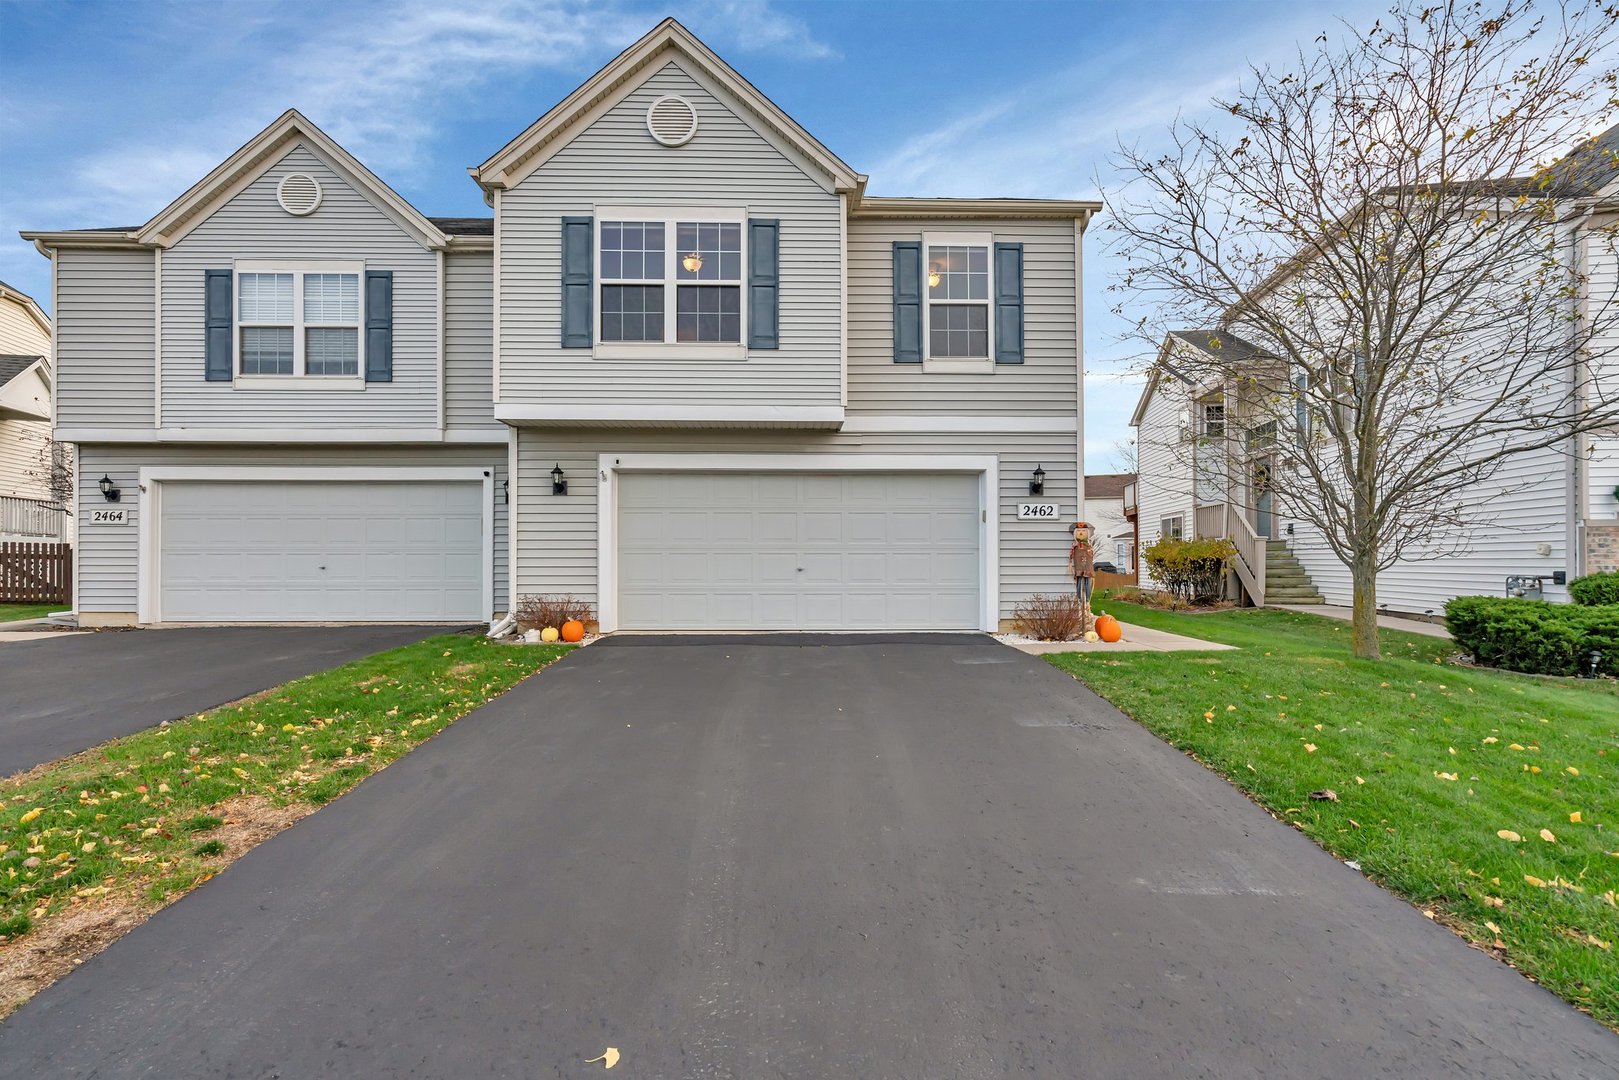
[
  {"left": 924, "top": 232, "right": 991, "bottom": 361},
  {"left": 597, "top": 212, "right": 743, "bottom": 347},
  {"left": 236, "top": 263, "right": 361, "bottom": 378},
  {"left": 1199, "top": 401, "right": 1226, "bottom": 439}
]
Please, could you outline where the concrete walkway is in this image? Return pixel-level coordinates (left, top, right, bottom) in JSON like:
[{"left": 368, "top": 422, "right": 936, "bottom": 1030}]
[
  {"left": 1272, "top": 603, "right": 1452, "bottom": 639},
  {"left": 1000, "top": 621, "right": 1236, "bottom": 654}
]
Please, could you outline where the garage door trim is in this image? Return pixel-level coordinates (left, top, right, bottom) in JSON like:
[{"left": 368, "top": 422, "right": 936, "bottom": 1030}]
[
  {"left": 137, "top": 466, "right": 497, "bottom": 624},
  {"left": 596, "top": 453, "right": 1000, "bottom": 633}
]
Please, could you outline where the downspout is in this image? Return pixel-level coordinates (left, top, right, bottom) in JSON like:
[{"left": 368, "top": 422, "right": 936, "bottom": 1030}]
[{"left": 1567, "top": 203, "right": 1595, "bottom": 586}]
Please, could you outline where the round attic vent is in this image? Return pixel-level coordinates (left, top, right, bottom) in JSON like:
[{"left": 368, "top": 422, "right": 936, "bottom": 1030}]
[
  {"left": 276, "top": 173, "right": 323, "bottom": 216},
  {"left": 646, "top": 95, "right": 698, "bottom": 147}
]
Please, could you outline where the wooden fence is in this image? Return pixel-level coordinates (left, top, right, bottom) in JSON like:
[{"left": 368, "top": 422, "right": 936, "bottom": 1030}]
[
  {"left": 0, "top": 541, "right": 72, "bottom": 604},
  {"left": 1096, "top": 570, "right": 1139, "bottom": 593}
]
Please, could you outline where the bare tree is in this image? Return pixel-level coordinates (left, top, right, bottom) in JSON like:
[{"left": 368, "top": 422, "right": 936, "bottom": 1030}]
[{"left": 1107, "top": 0, "right": 1619, "bottom": 658}]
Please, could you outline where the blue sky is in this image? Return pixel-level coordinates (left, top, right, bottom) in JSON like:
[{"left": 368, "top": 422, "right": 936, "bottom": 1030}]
[{"left": 0, "top": 0, "right": 1388, "bottom": 467}]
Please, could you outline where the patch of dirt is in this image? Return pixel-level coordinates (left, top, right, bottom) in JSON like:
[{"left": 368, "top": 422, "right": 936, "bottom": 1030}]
[
  {"left": 216, "top": 686, "right": 286, "bottom": 711},
  {"left": 0, "top": 900, "right": 149, "bottom": 1019},
  {"left": 0, "top": 794, "right": 315, "bottom": 1020},
  {"left": 445, "top": 662, "right": 479, "bottom": 678},
  {"left": 354, "top": 675, "right": 390, "bottom": 689}
]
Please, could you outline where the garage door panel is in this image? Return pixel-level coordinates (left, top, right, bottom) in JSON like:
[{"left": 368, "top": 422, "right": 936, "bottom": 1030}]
[
  {"left": 159, "top": 480, "right": 483, "bottom": 623},
  {"left": 618, "top": 471, "right": 979, "bottom": 631}
]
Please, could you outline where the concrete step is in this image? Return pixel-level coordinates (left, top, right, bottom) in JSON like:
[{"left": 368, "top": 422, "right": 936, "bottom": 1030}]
[{"left": 1267, "top": 593, "right": 1325, "bottom": 604}]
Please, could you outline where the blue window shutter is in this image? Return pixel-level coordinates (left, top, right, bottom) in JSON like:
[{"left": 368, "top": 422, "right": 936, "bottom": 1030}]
[
  {"left": 892, "top": 241, "right": 921, "bottom": 363},
  {"left": 365, "top": 270, "right": 393, "bottom": 383},
  {"left": 993, "top": 242, "right": 1024, "bottom": 364},
  {"left": 204, "top": 269, "right": 232, "bottom": 381},
  {"left": 561, "top": 216, "right": 593, "bottom": 348},
  {"left": 748, "top": 218, "right": 779, "bottom": 349}
]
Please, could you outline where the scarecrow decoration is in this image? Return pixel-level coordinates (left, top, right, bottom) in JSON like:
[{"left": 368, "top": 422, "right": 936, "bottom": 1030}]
[{"left": 1067, "top": 520, "right": 1097, "bottom": 633}]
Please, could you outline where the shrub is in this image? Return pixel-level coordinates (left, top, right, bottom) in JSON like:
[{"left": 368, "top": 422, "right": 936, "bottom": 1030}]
[
  {"left": 1142, "top": 537, "right": 1236, "bottom": 607},
  {"left": 1444, "top": 596, "right": 1619, "bottom": 677},
  {"left": 1012, "top": 594, "right": 1084, "bottom": 640},
  {"left": 514, "top": 594, "right": 593, "bottom": 632},
  {"left": 1568, "top": 570, "right": 1619, "bottom": 606}
]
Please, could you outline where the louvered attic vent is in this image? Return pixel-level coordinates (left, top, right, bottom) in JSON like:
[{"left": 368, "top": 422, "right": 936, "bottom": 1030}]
[
  {"left": 646, "top": 95, "right": 698, "bottom": 147},
  {"left": 276, "top": 173, "right": 323, "bottom": 216}
]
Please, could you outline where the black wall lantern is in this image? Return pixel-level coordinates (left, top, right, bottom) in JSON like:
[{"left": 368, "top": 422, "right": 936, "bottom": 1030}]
[
  {"left": 1029, "top": 464, "right": 1045, "bottom": 497},
  {"left": 551, "top": 463, "right": 568, "bottom": 496},
  {"left": 98, "top": 474, "right": 121, "bottom": 502}
]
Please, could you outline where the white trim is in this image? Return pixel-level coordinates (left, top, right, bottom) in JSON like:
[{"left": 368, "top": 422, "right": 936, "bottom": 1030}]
[
  {"left": 153, "top": 247, "right": 163, "bottom": 428},
  {"left": 53, "top": 427, "right": 508, "bottom": 444},
  {"left": 436, "top": 248, "right": 446, "bottom": 431},
  {"left": 508, "top": 426, "right": 519, "bottom": 613},
  {"left": 922, "top": 230, "right": 994, "bottom": 364},
  {"left": 492, "top": 188, "right": 502, "bottom": 405},
  {"left": 839, "top": 191, "right": 849, "bottom": 410},
  {"left": 494, "top": 404, "right": 844, "bottom": 425},
  {"left": 841, "top": 415, "right": 1076, "bottom": 433},
  {"left": 136, "top": 465, "right": 496, "bottom": 625},
  {"left": 592, "top": 343, "right": 747, "bottom": 362},
  {"left": 594, "top": 452, "right": 999, "bottom": 633},
  {"left": 1075, "top": 217, "right": 1086, "bottom": 484}
]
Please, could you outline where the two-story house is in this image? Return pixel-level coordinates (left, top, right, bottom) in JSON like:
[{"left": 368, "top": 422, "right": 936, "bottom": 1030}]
[
  {"left": 0, "top": 278, "right": 68, "bottom": 541},
  {"left": 23, "top": 20, "right": 1095, "bottom": 631}
]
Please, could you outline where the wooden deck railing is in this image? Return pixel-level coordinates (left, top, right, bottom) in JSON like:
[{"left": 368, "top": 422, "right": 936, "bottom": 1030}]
[
  {"left": 0, "top": 541, "right": 72, "bottom": 604},
  {"left": 1224, "top": 504, "right": 1266, "bottom": 607},
  {"left": 0, "top": 495, "right": 66, "bottom": 540},
  {"left": 1194, "top": 503, "right": 1225, "bottom": 540}
]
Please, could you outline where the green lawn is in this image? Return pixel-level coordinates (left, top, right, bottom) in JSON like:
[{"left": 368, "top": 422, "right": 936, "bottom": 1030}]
[
  {"left": 1048, "top": 604, "right": 1618, "bottom": 1028},
  {"left": 1, "top": 634, "right": 570, "bottom": 951},
  {"left": 0, "top": 603, "right": 56, "bottom": 623}
]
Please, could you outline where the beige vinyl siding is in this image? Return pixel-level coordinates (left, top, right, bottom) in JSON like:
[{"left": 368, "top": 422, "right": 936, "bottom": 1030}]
[
  {"left": 0, "top": 293, "right": 49, "bottom": 356},
  {"left": 54, "top": 249, "right": 156, "bottom": 428},
  {"left": 1586, "top": 220, "right": 1619, "bottom": 520},
  {"left": 0, "top": 417, "right": 52, "bottom": 501},
  {"left": 444, "top": 251, "right": 500, "bottom": 432},
  {"left": 513, "top": 428, "right": 1078, "bottom": 621},
  {"left": 75, "top": 444, "right": 509, "bottom": 617},
  {"left": 497, "top": 60, "right": 842, "bottom": 408},
  {"left": 847, "top": 218, "right": 1078, "bottom": 416},
  {"left": 159, "top": 143, "right": 439, "bottom": 430}
]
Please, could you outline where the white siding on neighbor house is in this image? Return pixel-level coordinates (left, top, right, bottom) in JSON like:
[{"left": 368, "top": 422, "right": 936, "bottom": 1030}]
[
  {"left": 497, "top": 60, "right": 842, "bottom": 408},
  {"left": 75, "top": 444, "right": 509, "bottom": 617},
  {"left": 0, "top": 418, "right": 52, "bottom": 501},
  {"left": 513, "top": 428, "right": 1079, "bottom": 622},
  {"left": 847, "top": 217, "right": 1078, "bottom": 416},
  {"left": 1134, "top": 374, "right": 1195, "bottom": 550},
  {"left": 158, "top": 143, "right": 439, "bottom": 430},
  {"left": 54, "top": 249, "right": 156, "bottom": 428},
  {"left": 1082, "top": 496, "right": 1131, "bottom": 564},
  {"left": 1590, "top": 438, "right": 1619, "bottom": 518},
  {"left": 444, "top": 252, "right": 500, "bottom": 433}
]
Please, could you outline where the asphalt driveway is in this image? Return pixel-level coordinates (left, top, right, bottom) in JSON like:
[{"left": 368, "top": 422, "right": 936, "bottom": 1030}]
[
  {"left": 0, "top": 625, "right": 456, "bottom": 776},
  {"left": 2, "top": 634, "right": 1614, "bottom": 1078}
]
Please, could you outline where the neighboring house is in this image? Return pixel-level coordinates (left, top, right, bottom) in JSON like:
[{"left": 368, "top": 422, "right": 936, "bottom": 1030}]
[
  {"left": 0, "top": 279, "right": 68, "bottom": 541},
  {"left": 1083, "top": 472, "right": 1136, "bottom": 573},
  {"left": 1130, "top": 130, "right": 1619, "bottom": 615},
  {"left": 21, "top": 20, "right": 1095, "bottom": 630}
]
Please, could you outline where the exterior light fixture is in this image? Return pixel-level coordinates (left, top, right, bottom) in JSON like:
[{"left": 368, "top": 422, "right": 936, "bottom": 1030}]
[
  {"left": 1029, "top": 464, "right": 1045, "bottom": 496},
  {"left": 551, "top": 463, "right": 568, "bottom": 496},
  {"left": 502, "top": 479, "right": 510, "bottom": 505},
  {"left": 682, "top": 252, "right": 704, "bottom": 273},
  {"left": 98, "top": 474, "right": 121, "bottom": 502},
  {"left": 1586, "top": 649, "right": 1604, "bottom": 679},
  {"left": 927, "top": 266, "right": 942, "bottom": 289}
]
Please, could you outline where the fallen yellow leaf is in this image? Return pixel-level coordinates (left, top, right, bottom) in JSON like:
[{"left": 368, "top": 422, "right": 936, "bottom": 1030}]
[
  {"left": 1485, "top": 921, "right": 1501, "bottom": 935},
  {"left": 1483, "top": 895, "right": 1504, "bottom": 908},
  {"left": 1570, "top": 812, "right": 1582, "bottom": 824},
  {"left": 1565, "top": 767, "right": 1579, "bottom": 776},
  {"left": 1525, "top": 875, "right": 1547, "bottom": 887},
  {"left": 1509, "top": 743, "right": 1524, "bottom": 751},
  {"left": 1497, "top": 830, "right": 1522, "bottom": 842},
  {"left": 1434, "top": 772, "right": 1458, "bottom": 781},
  {"left": 18, "top": 808, "right": 42, "bottom": 825},
  {"left": 584, "top": 1048, "right": 621, "bottom": 1069},
  {"left": 1482, "top": 737, "right": 1498, "bottom": 744},
  {"left": 1354, "top": 776, "right": 1365, "bottom": 785},
  {"left": 1303, "top": 743, "right": 1317, "bottom": 753},
  {"left": 1539, "top": 829, "right": 1557, "bottom": 843},
  {"left": 1588, "top": 936, "right": 1611, "bottom": 951}
]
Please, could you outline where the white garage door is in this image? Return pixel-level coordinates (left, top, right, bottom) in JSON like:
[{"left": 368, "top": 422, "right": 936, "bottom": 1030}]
[
  {"left": 617, "top": 471, "right": 980, "bottom": 631},
  {"left": 158, "top": 480, "right": 484, "bottom": 622}
]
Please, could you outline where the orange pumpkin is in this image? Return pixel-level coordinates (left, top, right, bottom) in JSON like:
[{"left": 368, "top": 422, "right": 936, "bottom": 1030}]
[
  {"left": 560, "top": 619, "right": 586, "bottom": 643},
  {"left": 1094, "top": 613, "right": 1123, "bottom": 643}
]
